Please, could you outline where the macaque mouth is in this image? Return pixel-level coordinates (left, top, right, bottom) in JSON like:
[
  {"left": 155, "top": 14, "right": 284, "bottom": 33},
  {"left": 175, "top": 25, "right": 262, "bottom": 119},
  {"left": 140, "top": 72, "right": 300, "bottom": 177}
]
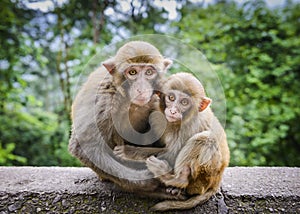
[
  {"left": 134, "top": 97, "right": 148, "bottom": 102},
  {"left": 134, "top": 92, "right": 151, "bottom": 100},
  {"left": 132, "top": 96, "right": 151, "bottom": 106},
  {"left": 166, "top": 115, "right": 181, "bottom": 123},
  {"left": 135, "top": 96, "right": 148, "bottom": 100}
]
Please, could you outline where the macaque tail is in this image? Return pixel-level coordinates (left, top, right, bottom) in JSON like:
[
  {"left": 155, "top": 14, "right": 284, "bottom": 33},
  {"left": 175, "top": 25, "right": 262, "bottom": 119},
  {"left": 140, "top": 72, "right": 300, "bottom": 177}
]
[{"left": 151, "top": 189, "right": 215, "bottom": 212}]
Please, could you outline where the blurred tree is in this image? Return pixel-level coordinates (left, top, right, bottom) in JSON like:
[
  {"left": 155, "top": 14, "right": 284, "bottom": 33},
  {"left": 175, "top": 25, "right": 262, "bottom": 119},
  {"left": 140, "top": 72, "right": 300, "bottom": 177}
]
[
  {"left": 0, "top": 0, "right": 81, "bottom": 166},
  {"left": 0, "top": 0, "right": 33, "bottom": 106},
  {"left": 0, "top": 0, "right": 170, "bottom": 166},
  {"left": 175, "top": 0, "right": 300, "bottom": 166},
  {"left": 1, "top": 0, "right": 299, "bottom": 167},
  {"left": 0, "top": 0, "right": 35, "bottom": 165}
]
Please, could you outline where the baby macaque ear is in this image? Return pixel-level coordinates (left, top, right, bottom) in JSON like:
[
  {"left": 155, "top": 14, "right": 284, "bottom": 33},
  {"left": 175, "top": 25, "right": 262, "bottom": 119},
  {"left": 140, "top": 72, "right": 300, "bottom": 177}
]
[
  {"left": 102, "top": 59, "right": 116, "bottom": 74},
  {"left": 199, "top": 97, "right": 212, "bottom": 112},
  {"left": 163, "top": 58, "right": 173, "bottom": 70},
  {"left": 154, "top": 90, "right": 161, "bottom": 97}
]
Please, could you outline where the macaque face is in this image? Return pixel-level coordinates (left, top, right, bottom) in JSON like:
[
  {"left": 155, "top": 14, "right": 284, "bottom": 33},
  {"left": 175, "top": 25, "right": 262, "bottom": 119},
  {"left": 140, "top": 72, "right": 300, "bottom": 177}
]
[
  {"left": 164, "top": 90, "right": 192, "bottom": 123},
  {"left": 124, "top": 64, "right": 158, "bottom": 106}
]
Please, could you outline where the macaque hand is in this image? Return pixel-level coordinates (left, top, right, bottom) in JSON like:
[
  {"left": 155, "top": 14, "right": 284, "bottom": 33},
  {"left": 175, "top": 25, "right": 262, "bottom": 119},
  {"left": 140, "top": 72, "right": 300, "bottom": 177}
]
[
  {"left": 146, "top": 156, "right": 171, "bottom": 177},
  {"left": 151, "top": 93, "right": 160, "bottom": 102},
  {"left": 113, "top": 145, "right": 127, "bottom": 159}
]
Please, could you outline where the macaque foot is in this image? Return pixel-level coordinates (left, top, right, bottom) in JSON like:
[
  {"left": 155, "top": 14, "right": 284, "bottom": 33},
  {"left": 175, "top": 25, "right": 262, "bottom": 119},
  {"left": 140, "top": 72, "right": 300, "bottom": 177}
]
[{"left": 166, "top": 186, "right": 186, "bottom": 197}]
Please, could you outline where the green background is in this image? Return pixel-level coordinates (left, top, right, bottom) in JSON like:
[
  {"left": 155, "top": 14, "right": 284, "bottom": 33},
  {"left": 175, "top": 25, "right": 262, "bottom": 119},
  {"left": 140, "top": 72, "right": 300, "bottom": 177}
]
[{"left": 0, "top": 0, "right": 299, "bottom": 167}]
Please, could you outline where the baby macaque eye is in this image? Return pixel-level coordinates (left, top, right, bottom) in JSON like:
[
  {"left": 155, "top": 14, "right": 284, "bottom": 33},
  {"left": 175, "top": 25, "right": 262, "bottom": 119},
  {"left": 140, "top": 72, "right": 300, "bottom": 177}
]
[
  {"left": 168, "top": 94, "right": 175, "bottom": 101},
  {"left": 145, "top": 69, "right": 154, "bottom": 76},
  {"left": 181, "top": 98, "right": 189, "bottom": 106},
  {"left": 128, "top": 69, "right": 137, "bottom": 75}
]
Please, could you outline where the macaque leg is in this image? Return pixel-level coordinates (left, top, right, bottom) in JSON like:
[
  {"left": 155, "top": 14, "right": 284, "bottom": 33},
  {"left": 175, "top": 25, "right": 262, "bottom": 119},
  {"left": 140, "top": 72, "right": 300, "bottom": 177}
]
[
  {"left": 114, "top": 145, "right": 165, "bottom": 161},
  {"left": 174, "top": 133, "right": 220, "bottom": 178},
  {"left": 168, "top": 133, "right": 221, "bottom": 195},
  {"left": 146, "top": 132, "right": 216, "bottom": 190}
]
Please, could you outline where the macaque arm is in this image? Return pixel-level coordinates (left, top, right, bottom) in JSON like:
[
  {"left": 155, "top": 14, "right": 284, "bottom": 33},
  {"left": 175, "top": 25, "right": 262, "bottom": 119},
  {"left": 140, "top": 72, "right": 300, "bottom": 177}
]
[{"left": 114, "top": 145, "right": 166, "bottom": 161}]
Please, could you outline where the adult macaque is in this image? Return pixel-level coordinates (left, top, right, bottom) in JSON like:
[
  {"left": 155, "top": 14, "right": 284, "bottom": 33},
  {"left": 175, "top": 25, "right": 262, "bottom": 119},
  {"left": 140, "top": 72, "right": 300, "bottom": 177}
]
[
  {"left": 115, "top": 72, "right": 230, "bottom": 211},
  {"left": 69, "top": 41, "right": 177, "bottom": 197}
]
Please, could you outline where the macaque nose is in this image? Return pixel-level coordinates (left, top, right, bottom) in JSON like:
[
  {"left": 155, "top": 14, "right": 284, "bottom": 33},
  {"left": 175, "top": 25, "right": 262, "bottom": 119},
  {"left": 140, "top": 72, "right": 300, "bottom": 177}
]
[{"left": 170, "top": 108, "right": 177, "bottom": 115}]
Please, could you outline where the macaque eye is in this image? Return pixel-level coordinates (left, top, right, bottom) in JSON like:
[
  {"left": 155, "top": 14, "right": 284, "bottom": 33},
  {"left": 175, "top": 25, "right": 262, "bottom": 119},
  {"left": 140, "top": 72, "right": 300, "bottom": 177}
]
[
  {"left": 168, "top": 94, "right": 175, "bottom": 101},
  {"left": 128, "top": 69, "right": 137, "bottom": 75},
  {"left": 181, "top": 98, "right": 189, "bottom": 106},
  {"left": 145, "top": 69, "right": 154, "bottom": 76}
]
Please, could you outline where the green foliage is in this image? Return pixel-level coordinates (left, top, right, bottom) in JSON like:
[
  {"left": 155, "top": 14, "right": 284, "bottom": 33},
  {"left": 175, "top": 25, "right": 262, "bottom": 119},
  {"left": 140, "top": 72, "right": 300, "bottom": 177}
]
[
  {"left": 0, "top": 143, "right": 27, "bottom": 165},
  {"left": 0, "top": 0, "right": 299, "bottom": 167},
  {"left": 0, "top": 100, "right": 80, "bottom": 166},
  {"left": 175, "top": 0, "right": 300, "bottom": 166}
]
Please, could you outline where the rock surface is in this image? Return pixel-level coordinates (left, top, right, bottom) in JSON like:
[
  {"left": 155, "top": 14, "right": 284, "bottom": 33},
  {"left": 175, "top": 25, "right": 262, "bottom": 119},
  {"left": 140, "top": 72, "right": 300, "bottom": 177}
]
[{"left": 0, "top": 167, "right": 299, "bottom": 213}]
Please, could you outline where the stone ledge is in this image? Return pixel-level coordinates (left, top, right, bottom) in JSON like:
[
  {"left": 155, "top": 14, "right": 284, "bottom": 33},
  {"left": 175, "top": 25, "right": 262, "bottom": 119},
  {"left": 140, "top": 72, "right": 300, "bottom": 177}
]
[{"left": 0, "top": 167, "right": 299, "bottom": 213}]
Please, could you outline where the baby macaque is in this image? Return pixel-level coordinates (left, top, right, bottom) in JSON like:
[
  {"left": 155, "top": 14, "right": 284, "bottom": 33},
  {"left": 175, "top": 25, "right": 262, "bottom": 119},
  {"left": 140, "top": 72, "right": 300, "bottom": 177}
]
[{"left": 115, "top": 72, "right": 230, "bottom": 211}]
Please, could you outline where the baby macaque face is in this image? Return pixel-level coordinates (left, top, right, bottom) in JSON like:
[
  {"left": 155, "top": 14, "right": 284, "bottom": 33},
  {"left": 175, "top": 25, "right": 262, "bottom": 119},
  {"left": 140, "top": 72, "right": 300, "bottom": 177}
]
[{"left": 164, "top": 90, "right": 192, "bottom": 122}]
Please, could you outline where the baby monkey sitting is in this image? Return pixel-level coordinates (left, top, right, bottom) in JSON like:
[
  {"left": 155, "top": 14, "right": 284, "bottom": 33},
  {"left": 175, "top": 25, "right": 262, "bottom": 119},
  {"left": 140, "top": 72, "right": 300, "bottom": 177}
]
[{"left": 114, "top": 72, "right": 230, "bottom": 211}]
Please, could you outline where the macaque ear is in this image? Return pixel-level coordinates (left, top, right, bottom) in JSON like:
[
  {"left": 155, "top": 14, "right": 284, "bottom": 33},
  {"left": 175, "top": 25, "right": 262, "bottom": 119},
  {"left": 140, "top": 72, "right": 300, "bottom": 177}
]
[
  {"left": 154, "top": 90, "right": 161, "bottom": 97},
  {"left": 102, "top": 59, "right": 116, "bottom": 74},
  {"left": 163, "top": 58, "right": 173, "bottom": 70},
  {"left": 199, "top": 97, "right": 212, "bottom": 112}
]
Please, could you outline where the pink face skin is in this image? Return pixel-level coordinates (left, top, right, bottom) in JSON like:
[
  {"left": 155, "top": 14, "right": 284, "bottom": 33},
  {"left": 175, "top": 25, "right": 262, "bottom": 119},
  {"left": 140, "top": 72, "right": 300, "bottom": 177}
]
[
  {"left": 125, "top": 65, "right": 158, "bottom": 106},
  {"left": 164, "top": 90, "right": 192, "bottom": 123}
]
